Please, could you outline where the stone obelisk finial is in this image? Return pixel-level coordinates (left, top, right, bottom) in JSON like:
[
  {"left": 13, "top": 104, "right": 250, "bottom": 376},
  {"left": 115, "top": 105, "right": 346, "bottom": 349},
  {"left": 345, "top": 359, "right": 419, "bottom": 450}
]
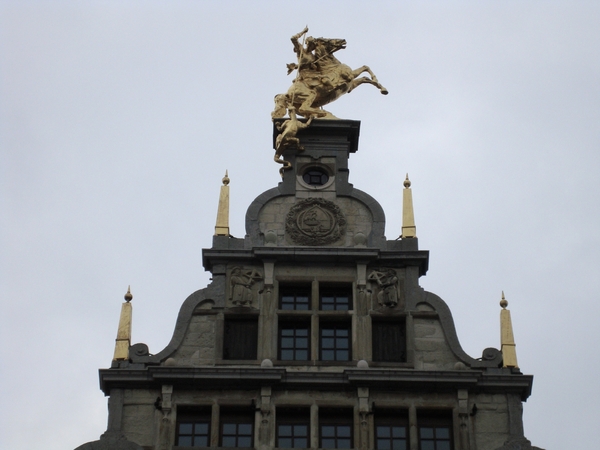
[
  {"left": 400, "top": 174, "right": 417, "bottom": 238},
  {"left": 500, "top": 292, "right": 519, "bottom": 369},
  {"left": 214, "top": 171, "right": 230, "bottom": 236},
  {"left": 112, "top": 286, "right": 133, "bottom": 361}
]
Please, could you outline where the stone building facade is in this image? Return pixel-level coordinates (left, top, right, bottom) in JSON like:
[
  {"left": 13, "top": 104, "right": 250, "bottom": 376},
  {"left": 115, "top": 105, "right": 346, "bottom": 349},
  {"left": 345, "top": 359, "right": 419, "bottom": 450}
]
[{"left": 76, "top": 120, "right": 541, "bottom": 450}]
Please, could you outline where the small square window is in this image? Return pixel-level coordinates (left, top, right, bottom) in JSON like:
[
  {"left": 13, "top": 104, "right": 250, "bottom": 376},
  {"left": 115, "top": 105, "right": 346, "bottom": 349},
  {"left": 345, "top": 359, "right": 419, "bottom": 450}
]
[
  {"left": 220, "top": 411, "right": 254, "bottom": 448},
  {"left": 280, "top": 285, "right": 311, "bottom": 310},
  {"left": 279, "top": 321, "right": 310, "bottom": 361},
  {"left": 320, "top": 321, "right": 351, "bottom": 361},
  {"left": 320, "top": 285, "right": 352, "bottom": 311},
  {"left": 320, "top": 409, "right": 353, "bottom": 449},
  {"left": 418, "top": 413, "right": 453, "bottom": 450},
  {"left": 375, "top": 411, "right": 409, "bottom": 450},
  {"left": 176, "top": 408, "right": 211, "bottom": 447},
  {"left": 277, "top": 408, "right": 310, "bottom": 448}
]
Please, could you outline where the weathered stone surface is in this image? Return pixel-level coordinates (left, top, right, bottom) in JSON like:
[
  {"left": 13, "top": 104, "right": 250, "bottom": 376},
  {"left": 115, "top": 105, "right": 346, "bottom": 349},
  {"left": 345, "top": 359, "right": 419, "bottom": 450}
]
[{"left": 74, "top": 431, "right": 143, "bottom": 450}]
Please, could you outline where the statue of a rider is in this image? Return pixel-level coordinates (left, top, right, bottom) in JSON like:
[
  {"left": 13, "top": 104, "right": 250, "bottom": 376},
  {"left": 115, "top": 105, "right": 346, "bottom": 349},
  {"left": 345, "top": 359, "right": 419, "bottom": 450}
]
[{"left": 272, "top": 27, "right": 388, "bottom": 173}]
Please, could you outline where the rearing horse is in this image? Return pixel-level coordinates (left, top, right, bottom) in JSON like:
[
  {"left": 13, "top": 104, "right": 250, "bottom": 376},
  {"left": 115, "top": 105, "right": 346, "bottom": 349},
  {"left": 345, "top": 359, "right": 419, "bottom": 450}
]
[{"left": 272, "top": 37, "right": 388, "bottom": 120}]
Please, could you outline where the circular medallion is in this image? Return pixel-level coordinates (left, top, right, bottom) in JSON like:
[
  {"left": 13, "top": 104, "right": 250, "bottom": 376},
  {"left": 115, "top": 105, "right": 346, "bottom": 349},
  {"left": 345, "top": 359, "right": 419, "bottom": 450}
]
[{"left": 285, "top": 198, "right": 346, "bottom": 245}]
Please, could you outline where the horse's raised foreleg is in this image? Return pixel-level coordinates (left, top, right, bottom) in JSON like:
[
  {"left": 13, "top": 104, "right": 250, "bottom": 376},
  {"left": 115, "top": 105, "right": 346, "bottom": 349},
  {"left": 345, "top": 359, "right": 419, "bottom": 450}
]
[{"left": 351, "top": 66, "right": 388, "bottom": 95}]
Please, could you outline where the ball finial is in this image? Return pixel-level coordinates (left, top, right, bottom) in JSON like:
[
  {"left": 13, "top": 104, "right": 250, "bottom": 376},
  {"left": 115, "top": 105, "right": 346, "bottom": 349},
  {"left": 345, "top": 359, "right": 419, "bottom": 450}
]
[
  {"left": 124, "top": 285, "right": 133, "bottom": 302},
  {"left": 403, "top": 174, "right": 411, "bottom": 188},
  {"left": 499, "top": 291, "right": 508, "bottom": 309},
  {"left": 222, "top": 170, "right": 230, "bottom": 186}
]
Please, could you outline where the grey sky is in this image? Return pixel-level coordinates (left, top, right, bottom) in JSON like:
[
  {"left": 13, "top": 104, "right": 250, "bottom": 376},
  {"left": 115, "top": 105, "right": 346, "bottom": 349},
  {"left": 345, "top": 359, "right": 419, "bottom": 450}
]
[{"left": 1, "top": 2, "right": 599, "bottom": 449}]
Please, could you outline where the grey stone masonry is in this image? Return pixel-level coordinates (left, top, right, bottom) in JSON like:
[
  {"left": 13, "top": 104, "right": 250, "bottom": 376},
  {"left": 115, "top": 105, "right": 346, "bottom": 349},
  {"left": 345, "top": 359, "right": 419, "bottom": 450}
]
[{"left": 80, "top": 120, "right": 541, "bottom": 450}]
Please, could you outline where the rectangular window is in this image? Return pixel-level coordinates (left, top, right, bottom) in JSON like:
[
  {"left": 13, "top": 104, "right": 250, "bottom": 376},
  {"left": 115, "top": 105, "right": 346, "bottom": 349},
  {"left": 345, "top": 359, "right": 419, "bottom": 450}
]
[
  {"left": 372, "top": 321, "right": 407, "bottom": 362},
  {"left": 279, "top": 321, "right": 310, "bottom": 361},
  {"left": 220, "top": 411, "right": 254, "bottom": 448},
  {"left": 277, "top": 408, "right": 310, "bottom": 448},
  {"left": 320, "top": 285, "right": 352, "bottom": 311},
  {"left": 375, "top": 411, "right": 409, "bottom": 450},
  {"left": 320, "top": 321, "right": 351, "bottom": 361},
  {"left": 320, "top": 409, "right": 353, "bottom": 449},
  {"left": 418, "top": 413, "right": 453, "bottom": 450},
  {"left": 223, "top": 318, "right": 258, "bottom": 360},
  {"left": 176, "top": 408, "right": 211, "bottom": 447},
  {"left": 280, "top": 284, "right": 311, "bottom": 310}
]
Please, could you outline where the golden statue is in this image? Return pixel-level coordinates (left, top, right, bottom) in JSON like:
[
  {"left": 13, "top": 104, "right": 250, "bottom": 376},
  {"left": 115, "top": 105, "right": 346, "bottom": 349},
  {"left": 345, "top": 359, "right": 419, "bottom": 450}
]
[
  {"left": 272, "top": 27, "right": 388, "bottom": 120},
  {"left": 274, "top": 107, "right": 314, "bottom": 175}
]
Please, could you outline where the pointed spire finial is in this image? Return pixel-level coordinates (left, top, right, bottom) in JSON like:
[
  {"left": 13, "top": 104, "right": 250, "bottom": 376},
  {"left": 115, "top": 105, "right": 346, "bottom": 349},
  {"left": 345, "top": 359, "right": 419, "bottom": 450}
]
[
  {"left": 113, "top": 286, "right": 133, "bottom": 361},
  {"left": 124, "top": 285, "right": 133, "bottom": 302},
  {"left": 400, "top": 174, "right": 417, "bottom": 238},
  {"left": 499, "top": 292, "right": 519, "bottom": 369},
  {"left": 500, "top": 291, "right": 508, "bottom": 309},
  {"left": 215, "top": 170, "right": 230, "bottom": 236}
]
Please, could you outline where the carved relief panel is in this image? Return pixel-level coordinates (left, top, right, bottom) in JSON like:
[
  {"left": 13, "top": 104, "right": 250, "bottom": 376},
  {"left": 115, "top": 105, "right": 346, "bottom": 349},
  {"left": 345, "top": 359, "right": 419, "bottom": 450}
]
[
  {"left": 285, "top": 198, "right": 347, "bottom": 246},
  {"left": 367, "top": 268, "right": 405, "bottom": 311},
  {"left": 227, "top": 266, "right": 263, "bottom": 309}
]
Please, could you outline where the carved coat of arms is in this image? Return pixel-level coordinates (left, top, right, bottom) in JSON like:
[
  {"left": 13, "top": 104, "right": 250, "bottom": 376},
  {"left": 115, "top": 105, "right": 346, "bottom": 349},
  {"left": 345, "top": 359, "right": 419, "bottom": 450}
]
[{"left": 286, "top": 198, "right": 346, "bottom": 245}]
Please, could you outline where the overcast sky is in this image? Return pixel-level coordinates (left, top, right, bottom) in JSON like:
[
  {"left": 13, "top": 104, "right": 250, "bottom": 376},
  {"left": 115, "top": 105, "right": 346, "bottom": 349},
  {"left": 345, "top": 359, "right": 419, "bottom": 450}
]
[{"left": 2, "top": 2, "right": 599, "bottom": 449}]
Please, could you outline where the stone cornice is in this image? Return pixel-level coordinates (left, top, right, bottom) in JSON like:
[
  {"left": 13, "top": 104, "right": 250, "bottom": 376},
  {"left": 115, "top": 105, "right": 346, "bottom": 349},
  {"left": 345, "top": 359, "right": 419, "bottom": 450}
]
[{"left": 99, "top": 366, "right": 532, "bottom": 400}]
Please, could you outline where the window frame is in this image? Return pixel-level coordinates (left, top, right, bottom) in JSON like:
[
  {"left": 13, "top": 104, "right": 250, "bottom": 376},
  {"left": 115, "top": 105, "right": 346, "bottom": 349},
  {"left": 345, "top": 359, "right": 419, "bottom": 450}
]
[
  {"left": 319, "top": 284, "right": 353, "bottom": 311},
  {"left": 278, "top": 320, "right": 311, "bottom": 361},
  {"left": 279, "top": 284, "right": 312, "bottom": 311},
  {"left": 417, "top": 412, "right": 453, "bottom": 450},
  {"left": 319, "top": 408, "right": 354, "bottom": 449},
  {"left": 175, "top": 407, "right": 212, "bottom": 448},
  {"left": 223, "top": 317, "right": 259, "bottom": 361},
  {"left": 220, "top": 410, "right": 255, "bottom": 448},
  {"left": 276, "top": 407, "right": 311, "bottom": 449},
  {"left": 319, "top": 320, "right": 352, "bottom": 362},
  {"left": 371, "top": 319, "right": 407, "bottom": 363},
  {"left": 374, "top": 410, "right": 409, "bottom": 450}
]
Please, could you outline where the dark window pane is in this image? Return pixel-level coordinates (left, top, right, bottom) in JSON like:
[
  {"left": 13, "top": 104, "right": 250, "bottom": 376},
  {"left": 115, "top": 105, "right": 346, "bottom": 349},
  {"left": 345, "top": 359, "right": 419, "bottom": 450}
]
[
  {"left": 338, "top": 438, "right": 351, "bottom": 448},
  {"left": 322, "top": 350, "right": 334, "bottom": 360},
  {"left": 436, "top": 427, "right": 450, "bottom": 439},
  {"left": 375, "top": 414, "right": 408, "bottom": 450},
  {"left": 392, "top": 427, "right": 405, "bottom": 438},
  {"left": 294, "top": 437, "right": 308, "bottom": 447},
  {"left": 237, "top": 436, "right": 252, "bottom": 447},
  {"left": 223, "top": 423, "right": 237, "bottom": 434},
  {"left": 280, "top": 285, "right": 311, "bottom": 310},
  {"left": 180, "top": 423, "right": 193, "bottom": 434},
  {"left": 223, "top": 319, "right": 258, "bottom": 360},
  {"left": 320, "top": 286, "right": 352, "bottom": 310},
  {"left": 279, "top": 322, "right": 310, "bottom": 361},
  {"left": 222, "top": 436, "right": 236, "bottom": 447},
  {"left": 178, "top": 436, "right": 192, "bottom": 446},
  {"left": 320, "top": 323, "right": 351, "bottom": 361},
  {"left": 337, "top": 426, "right": 351, "bottom": 437},
  {"left": 372, "top": 321, "right": 407, "bottom": 363},
  {"left": 421, "top": 442, "right": 435, "bottom": 450},
  {"left": 295, "top": 425, "right": 307, "bottom": 436},
  {"left": 322, "top": 438, "right": 336, "bottom": 448},
  {"left": 322, "top": 426, "right": 336, "bottom": 437},
  {"left": 194, "top": 435, "right": 209, "bottom": 446},
  {"left": 194, "top": 423, "right": 208, "bottom": 434},
  {"left": 438, "top": 443, "right": 451, "bottom": 450},
  {"left": 277, "top": 408, "right": 310, "bottom": 449},
  {"left": 378, "top": 439, "right": 391, "bottom": 450}
]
